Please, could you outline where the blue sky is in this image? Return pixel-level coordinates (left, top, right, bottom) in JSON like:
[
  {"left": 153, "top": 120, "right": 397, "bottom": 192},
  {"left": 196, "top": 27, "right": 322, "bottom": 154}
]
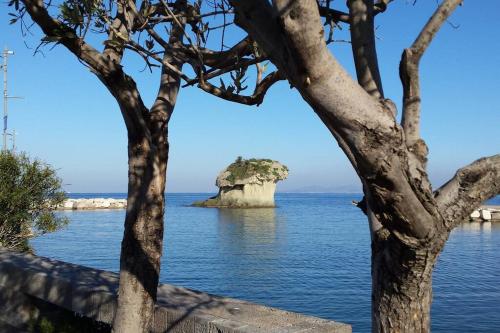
[{"left": 0, "top": 1, "right": 499, "bottom": 193}]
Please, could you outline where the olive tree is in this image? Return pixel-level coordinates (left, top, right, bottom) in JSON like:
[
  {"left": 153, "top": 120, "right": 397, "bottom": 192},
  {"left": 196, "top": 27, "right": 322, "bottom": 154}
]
[
  {"left": 9, "top": 0, "right": 280, "bottom": 331},
  {"left": 0, "top": 151, "right": 67, "bottom": 252},
  {"left": 228, "top": 0, "right": 499, "bottom": 332}
]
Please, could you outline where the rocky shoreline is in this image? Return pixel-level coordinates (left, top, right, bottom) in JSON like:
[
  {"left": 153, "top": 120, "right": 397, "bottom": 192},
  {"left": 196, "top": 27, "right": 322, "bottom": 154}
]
[
  {"left": 58, "top": 198, "right": 127, "bottom": 210},
  {"left": 469, "top": 206, "right": 500, "bottom": 222}
]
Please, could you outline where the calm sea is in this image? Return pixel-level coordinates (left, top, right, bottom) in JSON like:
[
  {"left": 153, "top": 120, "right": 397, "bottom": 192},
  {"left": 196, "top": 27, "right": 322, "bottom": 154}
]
[{"left": 31, "top": 193, "right": 500, "bottom": 332}]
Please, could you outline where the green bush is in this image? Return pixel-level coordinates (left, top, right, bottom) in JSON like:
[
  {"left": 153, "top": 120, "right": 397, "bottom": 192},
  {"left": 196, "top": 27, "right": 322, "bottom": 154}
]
[{"left": 0, "top": 151, "right": 68, "bottom": 252}]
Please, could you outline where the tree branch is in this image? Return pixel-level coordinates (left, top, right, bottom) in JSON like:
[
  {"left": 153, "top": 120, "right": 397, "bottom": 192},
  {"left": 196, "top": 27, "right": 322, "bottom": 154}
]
[
  {"left": 396, "top": 0, "right": 463, "bottom": 213},
  {"left": 317, "top": 5, "right": 350, "bottom": 23},
  {"left": 318, "top": 0, "right": 393, "bottom": 24},
  {"left": 435, "top": 154, "right": 500, "bottom": 229},
  {"left": 21, "top": 0, "right": 151, "bottom": 138},
  {"left": 400, "top": 0, "right": 462, "bottom": 153},
  {"left": 348, "top": 0, "right": 384, "bottom": 99},
  {"left": 150, "top": 7, "right": 186, "bottom": 125},
  {"left": 198, "top": 70, "right": 284, "bottom": 105},
  {"left": 124, "top": 38, "right": 191, "bottom": 82},
  {"left": 434, "top": 154, "right": 500, "bottom": 229},
  {"left": 103, "top": 1, "right": 135, "bottom": 65},
  {"left": 21, "top": 0, "right": 110, "bottom": 75},
  {"left": 183, "top": 56, "right": 264, "bottom": 88},
  {"left": 186, "top": 36, "right": 254, "bottom": 69}
]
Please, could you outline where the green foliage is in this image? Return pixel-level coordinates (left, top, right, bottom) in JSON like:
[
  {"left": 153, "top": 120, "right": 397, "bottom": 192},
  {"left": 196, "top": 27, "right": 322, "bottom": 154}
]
[
  {"left": 0, "top": 151, "right": 68, "bottom": 252},
  {"left": 38, "top": 317, "right": 55, "bottom": 333},
  {"left": 59, "top": 0, "right": 105, "bottom": 30},
  {"left": 192, "top": 197, "right": 220, "bottom": 207},
  {"left": 224, "top": 157, "right": 287, "bottom": 185}
]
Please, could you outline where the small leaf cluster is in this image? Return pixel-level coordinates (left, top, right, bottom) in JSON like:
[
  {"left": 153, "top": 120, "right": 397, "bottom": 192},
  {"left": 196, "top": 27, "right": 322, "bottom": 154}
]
[
  {"left": 59, "top": 0, "right": 106, "bottom": 31},
  {"left": 0, "top": 151, "right": 68, "bottom": 252}
]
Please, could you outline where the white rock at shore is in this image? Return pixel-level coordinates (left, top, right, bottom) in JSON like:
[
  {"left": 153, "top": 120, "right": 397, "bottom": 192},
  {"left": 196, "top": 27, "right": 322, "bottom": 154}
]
[
  {"left": 470, "top": 206, "right": 500, "bottom": 222},
  {"left": 59, "top": 198, "right": 127, "bottom": 210},
  {"left": 481, "top": 209, "right": 492, "bottom": 221}
]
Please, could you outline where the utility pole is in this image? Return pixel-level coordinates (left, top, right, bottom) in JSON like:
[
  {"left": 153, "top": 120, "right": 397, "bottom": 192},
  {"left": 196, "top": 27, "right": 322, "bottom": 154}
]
[
  {"left": 1, "top": 47, "right": 18, "bottom": 151},
  {"left": 12, "top": 129, "right": 16, "bottom": 151}
]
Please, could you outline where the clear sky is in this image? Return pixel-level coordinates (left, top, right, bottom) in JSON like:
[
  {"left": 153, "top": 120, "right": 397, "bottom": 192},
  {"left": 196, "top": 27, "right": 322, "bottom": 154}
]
[{"left": 0, "top": 1, "right": 499, "bottom": 193}]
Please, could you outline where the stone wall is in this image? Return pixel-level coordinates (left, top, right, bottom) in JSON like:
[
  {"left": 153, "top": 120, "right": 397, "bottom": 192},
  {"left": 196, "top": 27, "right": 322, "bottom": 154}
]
[{"left": 0, "top": 249, "right": 351, "bottom": 333}]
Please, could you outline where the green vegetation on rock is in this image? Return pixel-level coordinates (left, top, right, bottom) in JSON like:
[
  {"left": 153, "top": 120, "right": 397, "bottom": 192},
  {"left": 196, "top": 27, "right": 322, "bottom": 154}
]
[{"left": 223, "top": 157, "right": 287, "bottom": 185}]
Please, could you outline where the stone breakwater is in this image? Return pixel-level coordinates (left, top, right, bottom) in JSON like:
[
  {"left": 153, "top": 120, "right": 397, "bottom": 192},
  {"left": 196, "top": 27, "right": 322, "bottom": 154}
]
[
  {"left": 58, "top": 198, "right": 127, "bottom": 210},
  {"left": 470, "top": 206, "right": 500, "bottom": 222}
]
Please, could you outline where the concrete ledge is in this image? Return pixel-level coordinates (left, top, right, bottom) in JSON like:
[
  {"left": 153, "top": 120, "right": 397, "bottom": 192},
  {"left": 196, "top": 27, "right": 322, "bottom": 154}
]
[{"left": 0, "top": 249, "right": 351, "bottom": 332}]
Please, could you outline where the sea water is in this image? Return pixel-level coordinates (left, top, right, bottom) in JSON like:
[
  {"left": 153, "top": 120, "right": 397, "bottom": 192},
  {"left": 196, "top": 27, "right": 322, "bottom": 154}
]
[{"left": 31, "top": 193, "right": 500, "bottom": 332}]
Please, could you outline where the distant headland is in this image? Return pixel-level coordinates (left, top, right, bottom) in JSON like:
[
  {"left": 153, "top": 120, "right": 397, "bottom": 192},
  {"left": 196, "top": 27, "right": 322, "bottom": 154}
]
[{"left": 193, "top": 157, "right": 288, "bottom": 208}]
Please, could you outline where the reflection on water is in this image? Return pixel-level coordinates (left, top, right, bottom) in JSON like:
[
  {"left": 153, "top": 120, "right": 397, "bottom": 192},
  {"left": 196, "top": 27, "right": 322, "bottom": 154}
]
[
  {"left": 215, "top": 208, "right": 285, "bottom": 289},
  {"left": 456, "top": 221, "right": 498, "bottom": 233},
  {"left": 217, "top": 208, "right": 278, "bottom": 241}
]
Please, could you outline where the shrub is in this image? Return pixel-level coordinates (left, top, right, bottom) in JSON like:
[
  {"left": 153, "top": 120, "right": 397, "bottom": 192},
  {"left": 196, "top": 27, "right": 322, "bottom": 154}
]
[{"left": 0, "top": 151, "right": 68, "bottom": 252}]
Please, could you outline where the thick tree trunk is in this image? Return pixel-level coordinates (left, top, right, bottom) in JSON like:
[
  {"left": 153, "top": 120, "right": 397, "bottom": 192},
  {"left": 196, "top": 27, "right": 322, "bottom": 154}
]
[
  {"left": 112, "top": 135, "right": 168, "bottom": 333},
  {"left": 371, "top": 231, "right": 438, "bottom": 333},
  {"left": 108, "top": 12, "right": 182, "bottom": 329}
]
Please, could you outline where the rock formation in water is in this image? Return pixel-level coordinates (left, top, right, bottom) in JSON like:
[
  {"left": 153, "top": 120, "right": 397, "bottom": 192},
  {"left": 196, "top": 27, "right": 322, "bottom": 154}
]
[{"left": 194, "top": 157, "right": 288, "bottom": 208}]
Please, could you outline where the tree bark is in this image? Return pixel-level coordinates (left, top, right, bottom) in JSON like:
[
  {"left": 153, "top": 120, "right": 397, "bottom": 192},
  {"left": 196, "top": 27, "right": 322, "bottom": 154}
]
[
  {"left": 371, "top": 231, "right": 439, "bottom": 333},
  {"left": 111, "top": 134, "right": 168, "bottom": 333}
]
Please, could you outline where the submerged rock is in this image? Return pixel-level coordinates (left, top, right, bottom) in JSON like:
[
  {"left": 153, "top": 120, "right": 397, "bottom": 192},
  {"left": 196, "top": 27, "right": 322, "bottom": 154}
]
[{"left": 193, "top": 157, "right": 288, "bottom": 208}]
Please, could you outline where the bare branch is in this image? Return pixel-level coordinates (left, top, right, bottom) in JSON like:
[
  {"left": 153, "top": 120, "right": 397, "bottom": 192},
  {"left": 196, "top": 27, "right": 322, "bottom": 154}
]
[
  {"left": 198, "top": 70, "right": 284, "bottom": 105},
  {"left": 435, "top": 154, "right": 500, "bottom": 229},
  {"left": 191, "top": 37, "right": 253, "bottom": 69},
  {"left": 183, "top": 56, "right": 263, "bottom": 87},
  {"left": 317, "top": 6, "right": 350, "bottom": 23},
  {"left": 348, "top": 0, "right": 384, "bottom": 98},
  {"left": 400, "top": 0, "right": 462, "bottom": 152},
  {"left": 318, "top": 0, "right": 393, "bottom": 24}
]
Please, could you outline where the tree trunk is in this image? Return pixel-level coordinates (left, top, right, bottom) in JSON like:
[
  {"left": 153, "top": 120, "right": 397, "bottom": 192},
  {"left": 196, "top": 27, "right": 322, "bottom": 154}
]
[
  {"left": 112, "top": 134, "right": 169, "bottom": 333},
  {"left": 371, "top": 231, "right": 438, "bottom": 333}
]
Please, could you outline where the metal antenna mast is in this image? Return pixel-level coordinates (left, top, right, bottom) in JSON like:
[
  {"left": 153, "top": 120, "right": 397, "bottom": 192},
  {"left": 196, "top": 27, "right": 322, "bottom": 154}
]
[{"left": 1, "top": 47, "right": 18, "bottom": 151}]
